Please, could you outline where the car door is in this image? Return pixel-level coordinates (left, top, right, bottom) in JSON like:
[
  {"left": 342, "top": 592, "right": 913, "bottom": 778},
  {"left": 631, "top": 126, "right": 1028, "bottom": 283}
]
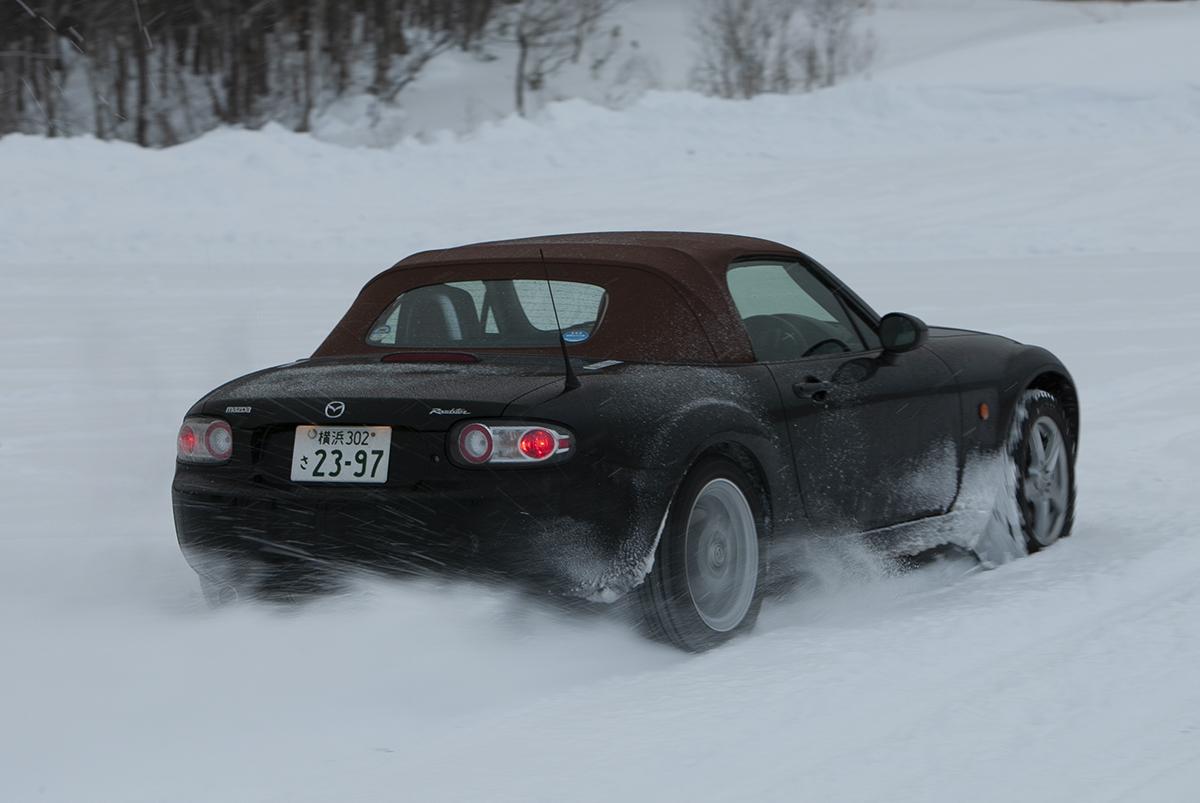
[{"left": 726, "top": 259, "right": 962, "bottom": 534}]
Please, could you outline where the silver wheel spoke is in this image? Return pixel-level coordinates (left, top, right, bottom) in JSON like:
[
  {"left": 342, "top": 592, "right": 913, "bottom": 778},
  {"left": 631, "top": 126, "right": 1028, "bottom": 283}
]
[
  {"left": 1053, "top": 462, "right": 1069, "bottom": 495},
  {"left": 1030, "top": 428, "right": 1047, "bottom": 465},
  {"left": 1042, "top": 430, "right": 1062, "bottom": 474},
  {"left": 1035, "top": 495, "right": 1051, "bottom": 538}
]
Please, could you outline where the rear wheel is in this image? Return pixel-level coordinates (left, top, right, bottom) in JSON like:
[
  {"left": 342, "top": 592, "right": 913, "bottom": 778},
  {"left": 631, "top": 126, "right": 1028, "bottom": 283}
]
[{"left": 638, "top": 457, "right": 767, "bottom": 652}]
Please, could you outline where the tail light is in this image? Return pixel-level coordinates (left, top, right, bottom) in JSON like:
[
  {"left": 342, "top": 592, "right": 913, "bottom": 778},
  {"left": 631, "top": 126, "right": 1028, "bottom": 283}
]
[
  {"left": 450, "top": 422, "right": 573, "bottom": 466},
  {"left": 458, "top": 423, "right": 494, "bottom": 464},
  {"left": 178, "top": 417, "right": 233, "bottom": 464},
  {"left": 518, "top": 428, "right": 556, "bottom": 460}
]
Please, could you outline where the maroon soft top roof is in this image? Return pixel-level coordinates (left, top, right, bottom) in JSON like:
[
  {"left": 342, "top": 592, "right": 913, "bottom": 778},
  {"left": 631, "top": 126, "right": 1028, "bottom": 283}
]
[
  {"left": 392, "top": 231, "right": 801, "bottom": 279},
  {"left": 316, "top": 232, "right": 804, "bottom": 364}
]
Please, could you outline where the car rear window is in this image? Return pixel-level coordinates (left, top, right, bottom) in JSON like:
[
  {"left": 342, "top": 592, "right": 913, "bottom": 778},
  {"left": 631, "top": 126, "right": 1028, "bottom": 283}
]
[{"left": 366, "top": 280, "right": 608, "bottom": 348}]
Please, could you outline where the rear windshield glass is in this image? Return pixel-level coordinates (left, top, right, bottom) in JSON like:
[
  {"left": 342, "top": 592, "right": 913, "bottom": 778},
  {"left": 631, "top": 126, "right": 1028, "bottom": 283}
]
[{"left": 366, "top": 280, "right": 607, "bottom": 348}]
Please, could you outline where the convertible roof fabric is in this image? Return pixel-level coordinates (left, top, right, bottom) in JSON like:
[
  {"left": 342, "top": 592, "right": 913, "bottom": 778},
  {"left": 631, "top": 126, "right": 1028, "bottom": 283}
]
[
  {"left": 315, "top": 232, "right": 804, "bottom": 363},
  {"left": 394, "top": 231, "right": 801, "bottom": 283}
]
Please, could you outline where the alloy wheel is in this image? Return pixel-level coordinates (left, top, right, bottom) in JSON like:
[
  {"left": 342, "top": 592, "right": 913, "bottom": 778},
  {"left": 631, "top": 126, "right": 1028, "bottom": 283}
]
[
  {"left": 1024, "top": 416, "right": 1071, "bottom": 547},
  {"left": 684, "top": 478, "right": 759, "bottom": 632}
]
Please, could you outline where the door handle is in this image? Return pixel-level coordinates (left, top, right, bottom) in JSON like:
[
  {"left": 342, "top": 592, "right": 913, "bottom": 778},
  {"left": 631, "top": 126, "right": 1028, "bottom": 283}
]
[{"left": 793, "top": 378, "right": 833, "bottom": 404}]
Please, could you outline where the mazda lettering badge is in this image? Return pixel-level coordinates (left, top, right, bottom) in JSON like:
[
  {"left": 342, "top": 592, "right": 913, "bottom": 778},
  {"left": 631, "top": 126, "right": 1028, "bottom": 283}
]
[{"left": 325, "top": 401, "right": 346, "bottom": 419}]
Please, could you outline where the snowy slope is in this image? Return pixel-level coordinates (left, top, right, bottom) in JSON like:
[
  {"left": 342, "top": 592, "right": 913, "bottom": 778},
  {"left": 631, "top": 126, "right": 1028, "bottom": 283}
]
[
  {"left": 3, "top": 2, "right": 1200, "bottom": 802},
  {"left": 312, "top": 0, "right": 1162, "bottom": 144}
]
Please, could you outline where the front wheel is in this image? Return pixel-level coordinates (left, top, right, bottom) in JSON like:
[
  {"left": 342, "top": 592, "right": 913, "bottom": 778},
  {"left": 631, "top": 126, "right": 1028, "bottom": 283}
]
[
  {"left": 638, "top": 457, "right": 767, "bottom": 652},
  {"left": 1014, "top": 391, "right": 1076, "bottom": 550}
]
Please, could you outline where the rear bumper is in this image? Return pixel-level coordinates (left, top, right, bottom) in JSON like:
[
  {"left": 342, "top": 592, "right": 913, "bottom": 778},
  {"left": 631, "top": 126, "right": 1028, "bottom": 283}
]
[{"left": 172, "top": 463, "right": 673, "bottom": 599}]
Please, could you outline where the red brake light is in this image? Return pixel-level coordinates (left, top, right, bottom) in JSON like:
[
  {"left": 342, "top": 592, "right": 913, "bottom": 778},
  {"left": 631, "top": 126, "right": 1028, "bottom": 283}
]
[
  {"left": 518, "top": 428, "right": 556, "bottom": 461},
  {"left": 382, "top": 352, "right": 479, "bottom": 364},
  {"left": 178, "top": 425, "right": 197, "bottom": 455}
]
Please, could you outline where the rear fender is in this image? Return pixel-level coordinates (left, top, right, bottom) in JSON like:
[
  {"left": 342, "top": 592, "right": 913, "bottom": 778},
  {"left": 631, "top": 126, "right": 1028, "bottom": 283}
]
[{"left": 520, "top": 364, "right": 798, "bottom": 593}]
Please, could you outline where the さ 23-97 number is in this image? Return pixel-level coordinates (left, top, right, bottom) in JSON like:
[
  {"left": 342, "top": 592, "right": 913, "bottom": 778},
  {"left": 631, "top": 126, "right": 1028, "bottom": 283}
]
[{"left": 290, "top": 426, "right": 392, "bottom": 484}]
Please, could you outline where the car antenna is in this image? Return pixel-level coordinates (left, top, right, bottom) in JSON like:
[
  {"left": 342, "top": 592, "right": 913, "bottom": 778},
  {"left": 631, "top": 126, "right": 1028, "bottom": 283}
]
[{"left": 540, "top": 248, "right": 580, "bottom": 392}]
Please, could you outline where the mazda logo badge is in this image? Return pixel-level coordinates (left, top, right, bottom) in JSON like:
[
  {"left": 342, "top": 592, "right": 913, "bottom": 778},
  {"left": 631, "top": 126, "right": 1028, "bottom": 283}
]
[{"left": 325, "top": 401, "right": 346, "bottom": 419}]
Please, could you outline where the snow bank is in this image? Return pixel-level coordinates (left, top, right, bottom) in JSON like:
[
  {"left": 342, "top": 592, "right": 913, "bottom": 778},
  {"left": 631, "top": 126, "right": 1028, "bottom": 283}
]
[{"left": 3, "top": 75, "right": 1198, "bottom": 272}]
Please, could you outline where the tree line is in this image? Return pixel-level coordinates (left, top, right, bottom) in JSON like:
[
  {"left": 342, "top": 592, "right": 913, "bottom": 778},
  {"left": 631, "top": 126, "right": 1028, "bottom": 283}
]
[
  {"left": 0, "top": 0, "right": 879, "bottom": 148},
  {"left": 0, "top": 0, "right": 621, "bottom": 146}
]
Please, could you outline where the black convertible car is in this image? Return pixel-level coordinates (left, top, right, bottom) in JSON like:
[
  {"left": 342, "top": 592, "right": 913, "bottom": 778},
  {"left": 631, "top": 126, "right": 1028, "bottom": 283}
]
[{"left": 174, "top": 232, "right": 1078, "bottom": 650}]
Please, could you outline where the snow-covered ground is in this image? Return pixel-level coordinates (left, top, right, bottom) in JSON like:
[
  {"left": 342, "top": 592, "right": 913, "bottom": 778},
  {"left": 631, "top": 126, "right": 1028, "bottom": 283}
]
[{"left": 3, "top": 1, "right": 1200, "bottom": 801}]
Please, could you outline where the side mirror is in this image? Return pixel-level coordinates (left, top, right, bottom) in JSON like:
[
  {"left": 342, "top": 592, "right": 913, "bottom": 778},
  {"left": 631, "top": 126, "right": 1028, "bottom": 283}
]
[{"left": 879, "top": 312, "right": 929, "bottom": 354}]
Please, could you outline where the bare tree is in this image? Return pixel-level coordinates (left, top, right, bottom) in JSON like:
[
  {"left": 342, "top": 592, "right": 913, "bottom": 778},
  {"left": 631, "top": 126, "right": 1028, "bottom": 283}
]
[
  {"left": 801, "top": 0, "right": 874, "bottom": 89},
  {"left": 690, "top": 0, "right": 872, "bottom": 99},
  {"left": 374, "top": 28, "right": 456, "bottom": 103},
  {"left": 690, "top": 0, "right": 783, "bottom": 100},
  {"left": 296, "top": 0, "right": 322, "bottom": 133},
  {"left": 494, "top": 0, "right": 624, "bottom": 117}
]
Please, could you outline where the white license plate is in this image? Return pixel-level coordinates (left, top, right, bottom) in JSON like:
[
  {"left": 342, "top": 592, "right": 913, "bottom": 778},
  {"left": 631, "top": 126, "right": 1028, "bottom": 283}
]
[{"left": 290, "top": 426, "right": 392, "bottom": 483}]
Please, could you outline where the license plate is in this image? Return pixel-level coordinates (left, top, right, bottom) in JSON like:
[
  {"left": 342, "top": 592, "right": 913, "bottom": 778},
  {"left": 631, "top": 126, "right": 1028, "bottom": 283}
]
[{"left": 290, "top": 426, "right": 391, "bottom": 483}]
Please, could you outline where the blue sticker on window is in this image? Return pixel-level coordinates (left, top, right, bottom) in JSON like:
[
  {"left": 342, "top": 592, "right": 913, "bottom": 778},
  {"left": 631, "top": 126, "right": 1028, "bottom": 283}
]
[{"left": 562, "top": 329, "right": 590, "bottom": 344}]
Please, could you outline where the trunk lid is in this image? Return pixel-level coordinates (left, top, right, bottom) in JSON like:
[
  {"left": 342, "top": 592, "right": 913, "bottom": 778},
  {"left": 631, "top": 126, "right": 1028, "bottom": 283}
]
[{"left": 199, "top": 356, "right": 563, "bottom": 431}]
